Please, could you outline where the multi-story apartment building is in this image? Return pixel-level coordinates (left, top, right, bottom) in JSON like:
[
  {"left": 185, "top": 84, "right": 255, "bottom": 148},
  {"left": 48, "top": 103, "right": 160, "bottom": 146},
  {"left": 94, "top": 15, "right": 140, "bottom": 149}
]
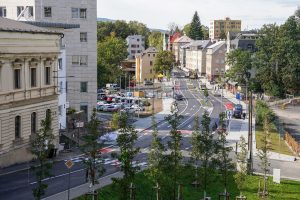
[
  {"left": 135, "top": 47, "right": 158, "bottom": 83},
  {"left": 0, "top": 18, "right": 61, "bottom": 167},
  {"left": 126, "top": 35, "right": 145, "bottom": 60},
  {"left": 184, "top": 40, "right": 213, "bottom": 75},
  {"left": 209, "top": 17, "right": 241, "bottom": 39},
  {"left": 172, "top": 35, "right": 193, "bottom": 64},
  {"left": 0, "top": 0, "right": 97, "bottom": 123},
  {"left": 206, "top": 41, "right": 226, "bottom": 81}
]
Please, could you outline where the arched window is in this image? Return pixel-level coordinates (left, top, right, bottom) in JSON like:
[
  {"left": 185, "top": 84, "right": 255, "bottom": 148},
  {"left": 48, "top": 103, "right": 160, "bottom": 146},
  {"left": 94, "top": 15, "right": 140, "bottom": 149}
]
[
  {"left": 31, "top": 112, "right": 37, "bottom": 134},
  {"left": 15, "top": 116, "right": 21, "bottom": 139}
]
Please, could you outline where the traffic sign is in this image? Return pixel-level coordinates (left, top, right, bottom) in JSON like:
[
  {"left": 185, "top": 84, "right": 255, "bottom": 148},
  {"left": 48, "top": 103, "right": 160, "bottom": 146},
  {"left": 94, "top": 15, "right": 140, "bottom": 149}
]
[{"left": 65, "top": 160, "right": 74, "bottom": 169}]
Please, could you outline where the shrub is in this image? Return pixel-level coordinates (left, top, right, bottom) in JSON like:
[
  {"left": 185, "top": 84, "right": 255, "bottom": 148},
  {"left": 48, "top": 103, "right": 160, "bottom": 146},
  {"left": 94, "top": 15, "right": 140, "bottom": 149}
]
[{"left": 255, "top": 100, "right": 275, "bottom": 125}]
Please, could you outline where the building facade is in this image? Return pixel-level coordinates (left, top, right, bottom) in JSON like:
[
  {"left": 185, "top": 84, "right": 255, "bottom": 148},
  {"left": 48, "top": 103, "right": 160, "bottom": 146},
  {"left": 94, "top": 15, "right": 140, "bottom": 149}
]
[
  {"left": 126, "top": 35, "right": 145, "bottom": 59},
  {"left": 173, "top": 35, "right": 193, "bottom": 64},
  {"left": 184, "top": 40, "right": 213, "bottom": 75},
  {"left": 0, "top": 0, "right": 97, "bottom": 122},
  {"left": 209, "top": 17, "right": 241, "bottom": 39},
  {"left": 0, "top": 18, "right": 61, "bottom": 167},
  {"left": 135, "top": 47, "right": 158, "bottom": 83},
  {"left": 206, "top": 41, "right": 226, "bottom": 81}
]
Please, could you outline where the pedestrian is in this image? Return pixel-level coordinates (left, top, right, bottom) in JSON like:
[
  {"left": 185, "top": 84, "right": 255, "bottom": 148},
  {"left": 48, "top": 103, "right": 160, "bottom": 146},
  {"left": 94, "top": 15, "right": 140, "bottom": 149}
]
[{"left": 242, "top": 112, "right": 246, "bottom": 120}]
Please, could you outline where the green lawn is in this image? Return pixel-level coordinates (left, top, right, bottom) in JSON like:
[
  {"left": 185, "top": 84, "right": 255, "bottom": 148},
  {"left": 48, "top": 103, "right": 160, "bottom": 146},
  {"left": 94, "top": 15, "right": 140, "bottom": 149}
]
[
  {"left": 256, "top": 125, "right": 294, "bottom": 156},
  {"left": 76, "top": 166, "right": 300, "bottom": 200}
]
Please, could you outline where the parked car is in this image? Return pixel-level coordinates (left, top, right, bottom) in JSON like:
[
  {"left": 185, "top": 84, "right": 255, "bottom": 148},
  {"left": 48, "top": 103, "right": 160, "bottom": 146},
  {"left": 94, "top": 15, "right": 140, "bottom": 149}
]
[
  {"left": 120, "top": 107, "right": 135, "bottom": 114},
  {"left": 174, "top": 94, "right": 183, "bottom": 101},
  {"left": 233, "top": 104, "right": 243, "bottom": 118},
  {"left": 212, "top": 91, "right": 221, "bottom": 97},
  {"left": 131, "top": 104, "right": 145, "bottom": 111},
  {"left": 144, "top": 80, "right": 153, "bottom": 85}
]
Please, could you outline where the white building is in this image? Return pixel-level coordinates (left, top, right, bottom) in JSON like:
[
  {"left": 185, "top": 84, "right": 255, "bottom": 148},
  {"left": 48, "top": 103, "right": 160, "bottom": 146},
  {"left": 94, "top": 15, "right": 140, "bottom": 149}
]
[
  {"left": 126, "top": 35, "right": 145, "bottom": 60},
  {"left": 0, "top": 0, "right": 97, "bottom": 123}
]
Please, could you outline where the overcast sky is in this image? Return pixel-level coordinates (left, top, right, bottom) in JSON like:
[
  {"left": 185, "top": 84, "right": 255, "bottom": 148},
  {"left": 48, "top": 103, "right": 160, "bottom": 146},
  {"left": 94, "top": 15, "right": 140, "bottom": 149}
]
[{"left": 97, "top": 0, "right": 299, "bottom": 30}]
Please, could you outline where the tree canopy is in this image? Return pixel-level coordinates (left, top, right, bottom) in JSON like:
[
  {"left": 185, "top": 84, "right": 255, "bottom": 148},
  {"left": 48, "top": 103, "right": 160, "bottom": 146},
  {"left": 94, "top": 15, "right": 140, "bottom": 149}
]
[
  {"left": 189, "top": 11, "right": 203, "bottom": 40},
  {"left": 148, "top": 31, "right": 163, "bottom": 51},
  {"left": 153, "top": 50, "right": 175, "bottom": 76},
  {"left": 97, "top": 34, "right": 128, "bottom": 87}
]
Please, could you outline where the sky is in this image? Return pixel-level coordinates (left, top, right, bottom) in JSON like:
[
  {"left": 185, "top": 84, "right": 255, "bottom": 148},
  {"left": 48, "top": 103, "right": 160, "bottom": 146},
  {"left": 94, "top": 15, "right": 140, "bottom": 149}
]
[{"left": 97, "top": 0, "right": 299, "bottom": 30}]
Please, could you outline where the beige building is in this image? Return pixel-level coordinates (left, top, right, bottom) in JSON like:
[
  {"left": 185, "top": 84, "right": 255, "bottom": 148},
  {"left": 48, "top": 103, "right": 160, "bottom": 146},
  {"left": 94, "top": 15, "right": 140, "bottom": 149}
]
[
  {"left": 209, "top": 17, "right": 241, "bottom": 39},
  {"left": 0, "top": 0, "right": 97, "bottom": 121},
  {"left": 206, "top": 41, "right": 226, "bottom": 81},
  {"left": 0, "top": 18, "right": 61, "bottom": 167},
  {"left": 184, "top": 40, "right": 213, "bottom": 75},
  {"left": 172, "top": 35, "right": 193, "bottom": 64},
  {"left": 135, "top": 47, "right": 158, "bottom": 83}
]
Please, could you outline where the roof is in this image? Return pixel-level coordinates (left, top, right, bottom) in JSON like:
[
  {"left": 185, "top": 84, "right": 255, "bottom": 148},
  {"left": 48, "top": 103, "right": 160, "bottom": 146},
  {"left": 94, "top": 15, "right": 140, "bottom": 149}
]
[
  {"left": 207, "top": 41, "right": 226, "bottom": 53},
  {"left": 0, "top": 18, "right": 61, "bottom": 35},
  {"left": 181, "top": 40, "right": 212, "bottom": 50},
  {"left": 24, "top": 21, "right": 80, "bottom": 29},
  {"left": 143, "top": 47, "right": 157, "bottom": 53},
  {"left": 170, "top": 32, "right": 182, "bottom": 43},
  {"left": 173, "top": 35, "right": 193, "bottom": 43}
]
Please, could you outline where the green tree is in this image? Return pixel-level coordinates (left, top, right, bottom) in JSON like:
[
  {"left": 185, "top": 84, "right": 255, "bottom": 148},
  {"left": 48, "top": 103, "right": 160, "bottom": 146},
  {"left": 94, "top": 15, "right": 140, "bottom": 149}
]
[
  {"left": 183, "top": 23, "right": 191, "bottom": 36},
  {"left": 189, "top": 11, "right": 203, "bottom": 40},
  {"left": 148, "top": 31, "right": 163, "bottom": 51},
  {"left": 234, "top": 136, "right": 248, "bottom": 199},
  {"left": 165, "top": 102, "right": 183, "bottom": 199},
  {"left": 80, "top": 108, "right": 105, "bottom": 196},
  {"left": 198, "top": 111, "right": 215, "bottom": 198},
  {"left": 214, "top": 112, "right": 235, "bottom": 196},
  {"left": 201, "top": 25, "right": 209, "bottom": 39},
  {"left": 168, "top": 22, "right": 182, "bottom": 35},
  {"left": 257, "top": 111, "right": 272, "bottom": 197},
  {"left": 147, "top": 116, "right": 164, "bottom": 200},
  {"left": 111, "top": 112, "right": 121, "bottom": 130},
  {"left": 220, "top": 30, "right": 226, "bottom": 39},
  {"left": 97, "top": 34, "right": 128, "bottom": 87},
  {"left": 30, "top": 110, "right": 54, "bottom": 200},
  {"left": 154, "top": 50, "right": 175, "bottom": 76},
  {"left": 128, "top": 21, "right": 150, "bottom": 47},
  {"left": 112, "top": 113, "right": 140, "bottom": 200},
  {"left": 190, "top": 115, "right": 201, "bottom": 186},
  {"left": 226, "top": 49, "right": 253, "bottom": 86}
]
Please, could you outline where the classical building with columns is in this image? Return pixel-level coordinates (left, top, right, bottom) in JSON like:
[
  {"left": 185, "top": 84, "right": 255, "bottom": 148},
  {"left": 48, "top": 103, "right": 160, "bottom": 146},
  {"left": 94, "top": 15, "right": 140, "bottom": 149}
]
[{"left": 0, "top": 18, "right": 62, "bottom": 167}]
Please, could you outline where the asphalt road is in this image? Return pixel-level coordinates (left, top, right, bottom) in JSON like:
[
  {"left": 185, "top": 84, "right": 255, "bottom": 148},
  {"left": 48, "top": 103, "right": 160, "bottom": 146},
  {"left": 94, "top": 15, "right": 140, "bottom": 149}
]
[{"left": 1, "top": 70, "right": 300, "bottom": 200}]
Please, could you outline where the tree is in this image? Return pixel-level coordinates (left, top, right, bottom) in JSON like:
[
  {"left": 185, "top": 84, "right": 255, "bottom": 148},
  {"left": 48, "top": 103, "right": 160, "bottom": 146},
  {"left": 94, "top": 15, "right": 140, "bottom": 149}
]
[
  {"left": 168, "top": 22, "right": 181, "bottom": 35},
  {"left": 30, "top": 110, "right": 54, "bottom": 200},
  {"left": 111, "top": 112, "right": 121, "bottom": 130},
  {"left": 97, "top": 34, "right": 128, "bottom": 87},
  {"left": 234, "top": 136, "right": 248, "bottom": 199},
  {"left": 214, "top": 112, "right": 235, "bottom": 196},
  {"left": 128, "top": 21, "right": 150, "bottom": 47},
  {"left": 198, "top": 111, "right": 216, "bottom": 198},
  {"left": 203, "top": 88, "right": 209, "bottom": 99},
  {"left": 147, "top": 116, "right": 164, "bottom": 200},
  {"left": 165, "top": 102, "right": 183, "bottom": 199},
  {"left": 257, "top": 111, "right": 272, "bottom": 197},
  {"left": 148, "top": 31, "right": 163, "bottom": 51},
  {"left": 226, "top": 49, "right": 253, "bottom": 86},
  {"left": 189, "top": 11, "right": 203, "bottom": 40},
  {"left": 201, "top": 25, "right": 209, "bottom": 39},
  {"left": 154, "top": 50, "right": 175, "bottom": 76},
  {"left": 220, "top": 30, "right": 226, "bottom": 39},
  {"left": 81, "top": 108, "right": 105, "bottom": 197},
  {"left": 190, "top": 115, "right": 201, "bottom": 186},
  {"left": 183, "top": 23, "right": 191, "bottom": 36},
  {"left": 112, "top": 113, "right": 140, "bottom": 200}
]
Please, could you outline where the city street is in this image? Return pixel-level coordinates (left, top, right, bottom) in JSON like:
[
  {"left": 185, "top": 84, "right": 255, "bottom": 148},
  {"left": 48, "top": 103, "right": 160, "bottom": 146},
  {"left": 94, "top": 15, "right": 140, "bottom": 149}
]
[{"left": 1, "top": 70, "right": 300, "bottom": 200}]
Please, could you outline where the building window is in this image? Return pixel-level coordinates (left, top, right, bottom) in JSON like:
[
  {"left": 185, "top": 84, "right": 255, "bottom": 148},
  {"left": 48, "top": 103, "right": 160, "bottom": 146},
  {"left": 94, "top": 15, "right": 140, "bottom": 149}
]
[
  {"left": 30, "top": 68, "right": 37, "bottom": 87},
  {"left": 80, "top": 104, "right": 88, "bottom": 121},
  {"left": 72, "top": 8, "right": 87, "bottom": 19},
  {"left": 80, "top": 32, "right": 87, "bottom": 42},
  {"left": 153, "top": 54, "right": 155, "bottom": 57},
  {"left": 45, "top": 67, "right": 51, "bottom": 85},
  {"left": 58, "top": 58, "right": 62, "bottom": 70},
  {"left": 44, "top": 7, "right": 52, "bottom": 17},
  {"left": 28, "top": 6, "right": 34, "bottom": 17},
  {"left": 15, "top": 116, "right": 21, "bottom": 139},
  {"left": 0, "top": 7, "right": 6, "bottom": 17},
  {"left": 137, "top": 39, "right": 140, "bottom": 42},
  {"left": 14, "top": 69, "right": 21, "bottom": 89},
  {"left": 31, "top": 112, "right": 37, "bottom": 134},
  {"left": 66, "top": 81, "right": 68, "bottom": 93},
  {"left": 80, "top": 82, "right": 88, "bottom": 92},
  {"left": 150, "top": 61, "right": 153, "bottom": 66},
  {"left": 17, "top": 6, "right": 24, "bottom": 17},
  {"left": 131, "top": 50, "right": 136, "bottom": 54},
  {"left": 58, "top": 105, "right": 62, "bottom": 116},
  {"left": 59, "top": 81, "right": 63, "bottom": 93},
  {"left": 72, "top": 56, "right": 87, "bottom": 66},
  {"left": 150, "top": 69, "right": 152, "bottom": 74}
]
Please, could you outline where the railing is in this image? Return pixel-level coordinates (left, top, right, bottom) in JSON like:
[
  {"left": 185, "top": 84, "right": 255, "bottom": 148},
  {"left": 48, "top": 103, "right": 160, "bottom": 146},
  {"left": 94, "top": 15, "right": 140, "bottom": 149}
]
[{"left": 285, "top": 132, "right": 300, "bottom": 154}]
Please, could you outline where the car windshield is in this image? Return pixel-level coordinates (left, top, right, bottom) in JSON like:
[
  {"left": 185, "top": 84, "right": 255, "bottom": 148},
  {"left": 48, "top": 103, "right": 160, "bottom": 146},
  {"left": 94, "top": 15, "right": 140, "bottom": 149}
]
[{"left": 235, "top": 104, "right": 242, "bottom": 110}]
